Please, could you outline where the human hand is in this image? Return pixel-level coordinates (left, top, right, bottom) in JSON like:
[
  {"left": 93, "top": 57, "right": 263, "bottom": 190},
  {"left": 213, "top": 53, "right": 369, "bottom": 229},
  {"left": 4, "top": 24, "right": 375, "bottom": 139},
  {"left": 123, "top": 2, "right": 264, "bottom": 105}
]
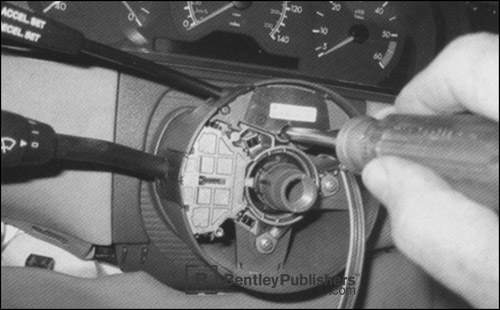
[{"left": 362, "top": 33, "right": 499, "bottom": 308}]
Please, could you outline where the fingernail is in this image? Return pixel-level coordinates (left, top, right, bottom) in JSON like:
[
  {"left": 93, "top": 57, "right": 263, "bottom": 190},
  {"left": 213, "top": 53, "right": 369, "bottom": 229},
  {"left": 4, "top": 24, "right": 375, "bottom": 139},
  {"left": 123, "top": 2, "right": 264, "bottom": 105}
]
[
  {"left": 372, "top": 106, "right": 396, "bottom": 120},
  {"left": 362, "top": 159, "right": 389, "bottom": 204}
]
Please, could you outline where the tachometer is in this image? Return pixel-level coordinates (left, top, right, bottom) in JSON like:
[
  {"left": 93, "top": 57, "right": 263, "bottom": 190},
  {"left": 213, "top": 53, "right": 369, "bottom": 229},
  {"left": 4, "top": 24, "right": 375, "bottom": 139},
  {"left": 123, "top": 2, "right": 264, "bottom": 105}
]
[{"left": 311, "top": 1, "right": 406, "bottom": 85}]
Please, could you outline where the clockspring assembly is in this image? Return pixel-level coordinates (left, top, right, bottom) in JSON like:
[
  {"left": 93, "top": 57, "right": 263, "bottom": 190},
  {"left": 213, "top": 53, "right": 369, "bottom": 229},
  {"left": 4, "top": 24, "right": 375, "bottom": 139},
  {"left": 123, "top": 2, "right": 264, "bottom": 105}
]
[{"left": 151, "top": 80, "right": 379, "bottom": 295}]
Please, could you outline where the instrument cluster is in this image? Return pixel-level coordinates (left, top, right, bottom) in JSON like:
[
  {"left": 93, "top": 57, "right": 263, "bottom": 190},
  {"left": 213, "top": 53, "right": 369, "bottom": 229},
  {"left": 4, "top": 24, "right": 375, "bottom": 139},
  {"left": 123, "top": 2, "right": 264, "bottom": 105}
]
[{"left": 22, "top": 1, "right": 479, "bottom": 92}]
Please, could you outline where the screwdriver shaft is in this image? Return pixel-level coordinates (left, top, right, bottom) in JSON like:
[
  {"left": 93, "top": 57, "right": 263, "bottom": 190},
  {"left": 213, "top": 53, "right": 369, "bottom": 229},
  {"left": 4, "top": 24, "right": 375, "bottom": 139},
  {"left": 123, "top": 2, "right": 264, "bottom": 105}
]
[{"left": 284, "top": 127, "right": 338, "bottom": 149}]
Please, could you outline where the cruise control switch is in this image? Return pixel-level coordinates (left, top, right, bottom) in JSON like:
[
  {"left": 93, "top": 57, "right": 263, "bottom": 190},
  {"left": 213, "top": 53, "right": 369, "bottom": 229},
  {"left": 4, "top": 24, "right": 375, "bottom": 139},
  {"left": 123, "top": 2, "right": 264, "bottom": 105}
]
[{"left": 1, "top": 110, "right": 168, "bottom": 179}]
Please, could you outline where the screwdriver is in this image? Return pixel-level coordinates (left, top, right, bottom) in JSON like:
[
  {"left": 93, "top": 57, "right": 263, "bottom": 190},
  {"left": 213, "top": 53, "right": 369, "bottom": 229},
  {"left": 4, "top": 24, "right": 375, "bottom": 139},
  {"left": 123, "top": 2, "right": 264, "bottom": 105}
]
[{"left": 285, "top": 114, "right": 499, "bottom": 212}]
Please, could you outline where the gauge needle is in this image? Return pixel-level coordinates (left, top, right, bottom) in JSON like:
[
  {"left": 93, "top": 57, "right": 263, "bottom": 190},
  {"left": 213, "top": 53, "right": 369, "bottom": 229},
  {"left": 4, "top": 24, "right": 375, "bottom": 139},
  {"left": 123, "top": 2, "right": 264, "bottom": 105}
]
[
  {"left": 318, "top": 36, "right": 355, "bottom": 58},
  {"left": 122, "top": 1, "right": 143, "bottom": 27},
  {"left": 187, "top": 2, "right": 235, "bottom": 31},
  {"left": 43, "top": 1, "right": 61, "bottom": 13}
]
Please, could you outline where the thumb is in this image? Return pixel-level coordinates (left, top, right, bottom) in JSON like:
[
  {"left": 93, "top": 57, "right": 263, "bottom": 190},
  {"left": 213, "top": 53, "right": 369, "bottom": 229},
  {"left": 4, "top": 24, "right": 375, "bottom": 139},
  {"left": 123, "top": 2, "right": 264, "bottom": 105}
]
[{"left": 362, "top": 157, "right": 499, "bottom": 308}]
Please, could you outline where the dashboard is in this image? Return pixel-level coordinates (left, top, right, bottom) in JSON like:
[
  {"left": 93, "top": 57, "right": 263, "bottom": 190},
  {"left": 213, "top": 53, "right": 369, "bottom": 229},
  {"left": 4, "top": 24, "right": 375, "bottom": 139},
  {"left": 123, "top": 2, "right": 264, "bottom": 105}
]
[{"left": 12, "top": 1, "right": 498, "bottom": 94}]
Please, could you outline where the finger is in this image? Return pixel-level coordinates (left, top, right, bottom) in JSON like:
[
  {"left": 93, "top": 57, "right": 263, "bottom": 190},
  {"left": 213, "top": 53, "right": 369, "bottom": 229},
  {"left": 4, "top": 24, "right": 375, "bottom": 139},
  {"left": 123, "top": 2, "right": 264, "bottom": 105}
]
[
  {"left": 395, "top": 33, "right": 499, "bottom": 121},
  {"left": 362, "top": 157, "right": 499, "bottom": 308}
]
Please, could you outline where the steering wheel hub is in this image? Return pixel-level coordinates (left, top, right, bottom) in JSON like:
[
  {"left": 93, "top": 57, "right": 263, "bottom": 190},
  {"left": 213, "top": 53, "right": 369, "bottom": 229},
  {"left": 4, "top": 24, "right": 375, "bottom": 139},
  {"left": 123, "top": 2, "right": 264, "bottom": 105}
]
[
  {"left": 152, "top": 80, "right": 379, "bottom": 294},
  {"left": 251, "top": 147, "right": 318, "bottom": 214}
]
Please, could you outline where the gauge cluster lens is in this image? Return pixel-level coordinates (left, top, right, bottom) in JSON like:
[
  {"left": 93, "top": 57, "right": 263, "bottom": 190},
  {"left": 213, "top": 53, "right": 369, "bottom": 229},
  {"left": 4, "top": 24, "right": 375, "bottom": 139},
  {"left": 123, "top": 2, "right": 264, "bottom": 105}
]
[
  {"left": 164, "top": 1, "right": 435, "bottom": 88},
  {"left": 26, "top": 1, "right": 440, "bottom": 91}
]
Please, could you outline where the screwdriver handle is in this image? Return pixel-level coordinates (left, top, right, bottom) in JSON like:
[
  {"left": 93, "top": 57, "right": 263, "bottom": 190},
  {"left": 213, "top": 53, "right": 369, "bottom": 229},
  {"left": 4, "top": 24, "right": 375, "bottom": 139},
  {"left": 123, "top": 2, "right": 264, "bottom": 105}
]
[{"left": 336, "top": 114, "right": 499, "bottom": 210}]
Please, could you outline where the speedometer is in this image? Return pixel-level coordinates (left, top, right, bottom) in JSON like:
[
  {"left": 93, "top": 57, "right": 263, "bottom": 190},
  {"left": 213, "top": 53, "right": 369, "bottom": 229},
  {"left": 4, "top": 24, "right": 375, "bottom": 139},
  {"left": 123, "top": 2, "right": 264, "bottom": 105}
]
[
  {"left": 170, "top": 1, "right": 250, "bottom": 39},
  {"left": 264, "top": 1, "right": 299, "bottom": 44},
  {"left": 260, "top": 1, "right": 309, "bottom": 54},
  {"left": 310, "top": 1, "right": 407, "bottom": 85}
]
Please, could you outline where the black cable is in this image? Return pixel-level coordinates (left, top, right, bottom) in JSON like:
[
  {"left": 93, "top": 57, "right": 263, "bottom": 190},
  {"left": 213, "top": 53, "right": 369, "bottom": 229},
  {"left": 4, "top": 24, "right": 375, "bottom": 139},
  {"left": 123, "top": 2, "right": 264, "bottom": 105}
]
[
  {"left": 56, "top": 135, "right": 168, "bottom": 180},
  {"left": 81, "top": 40, "right": 224, "bottom": 100}
]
